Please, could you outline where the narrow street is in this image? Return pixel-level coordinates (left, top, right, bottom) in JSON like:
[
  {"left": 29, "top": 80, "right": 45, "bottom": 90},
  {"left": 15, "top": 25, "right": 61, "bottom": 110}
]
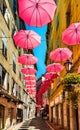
[
  {"left": 18, "top": 117, "right": 53, "bottom": 130},
  {"left": 0, "top": 1, "right": 80, "bottom": 130}
]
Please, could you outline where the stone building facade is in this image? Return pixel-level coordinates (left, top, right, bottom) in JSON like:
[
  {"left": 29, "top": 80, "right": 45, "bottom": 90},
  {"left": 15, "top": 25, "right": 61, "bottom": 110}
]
[
  {"left": 0, "top": 0, "right": 36, "bottom": 129},
  {"left": 46, "top": 0, "right": 80, "bottom": 130}
]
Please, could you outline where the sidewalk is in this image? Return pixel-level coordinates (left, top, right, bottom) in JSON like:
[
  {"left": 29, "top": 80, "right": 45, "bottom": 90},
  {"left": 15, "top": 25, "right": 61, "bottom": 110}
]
[
  {"left": 46, "top": 121, "right": 63, "bottom": 130},
  {"left": 8, "top": 119, "right": 31, "bottom": 130}
]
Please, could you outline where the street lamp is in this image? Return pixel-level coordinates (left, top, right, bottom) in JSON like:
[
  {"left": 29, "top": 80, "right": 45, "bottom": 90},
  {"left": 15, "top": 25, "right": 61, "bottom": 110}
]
[{"left": 64, "top": 60, "right": 72, "bottom": 73}]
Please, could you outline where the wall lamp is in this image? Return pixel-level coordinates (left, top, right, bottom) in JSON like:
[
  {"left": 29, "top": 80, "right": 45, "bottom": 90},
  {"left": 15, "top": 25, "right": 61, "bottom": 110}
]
[{"left": 64, "top": 60, "right": 72, "bottom": 73}]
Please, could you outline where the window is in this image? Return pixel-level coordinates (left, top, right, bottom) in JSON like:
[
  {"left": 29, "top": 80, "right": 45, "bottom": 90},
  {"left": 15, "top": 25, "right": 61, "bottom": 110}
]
[
  {"left": 0, "top": 65, "right": 2, "bottom": 85},
  {"left": 3, "top": 72, "right": 8, "bottom": 90},
  {"left": 56, "top": 14, "right": 59, "bottom": 31},
  {"left": 7, "top": 73, "right": 9, "bottom": 92},
  {"left": 13, "top": 53, "right": 16, "bottom": 73},
  {"left": 11, "top": 78, "right": 15, "bottom": 95},
  {"left": 54, "top": 0, "right": 59, "bottom": 5},
  {"left": 66, "top": 12, "right": 71, "bottom": 27},
  {"left": 19, "top": 72, "right": 21, "bottom": 80},
  {"left": 2, "top": 32, "right": 7, "bottom": 59},
  {"left": 19, "top": 87, "right": 21, "bottom": 99},
  {"left": 18, "top": 47, "right": 22, "bottom": 56},
  {"left": 1, "top": 65, "right": 5, "bottom": 86},
  {"left": 0, "top": 0, "right": 3, "bottom": 13},
  {"left": 12, "top": 21, "right": 16, "bottom": 37},
  {"left": 56, "top": 38, "right": 60, "bottom": 48},
  {"left": 1, "top": 0, "right": 10, "bottom": 29},
  {"left": 16, "top": 85, "right": 21, "bottom": 99},
  {"left": 12, "top": 0, "right": 18, "bottom": 19},
  {"left": 0, "top": 64, "right": 9, "bottom": 91},
  {"left": 57, "top": 76, "right": 60, "bottom": 86},
  {"left": 66, "top": 2, "right": 71, "bottom": 27}
]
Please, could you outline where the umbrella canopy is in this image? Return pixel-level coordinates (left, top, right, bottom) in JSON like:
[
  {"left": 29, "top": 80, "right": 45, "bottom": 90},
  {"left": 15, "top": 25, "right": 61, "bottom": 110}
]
[
  {"left": 50, "top": 48, "right": 72, "bottom": 62},
  {"left": 18, "top": 0, "right": 57, "bottom": 27},
  {"left": 21, "top": 67, "right": 37, "bottom": 74},
  {"left": 13, "top": 30, "right": 41, "bottom": 49},
  {"left": 26, "top": 86, "right": 36, "bottom": 89},
  {"left": 24, "top": 75, "right": 36, "bottom": 80},
  {"left": 44, "top": 72, "right": 58, "bottom": 80},
  {"left": 25, "top": 81, "right": 36, "bottom": 85},
  {"left": 46, "top": 63, "right": 64, "bottom": 73},
  {"left": 18, "top": 54, "right": 38, "bottom": 65},
  {"left": 62, "top": 22, "right": 80, "bottom": 45}
]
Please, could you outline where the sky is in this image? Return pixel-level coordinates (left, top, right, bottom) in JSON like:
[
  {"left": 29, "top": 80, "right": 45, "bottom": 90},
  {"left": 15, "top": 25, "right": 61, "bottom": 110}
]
[{"left": 25, "top": 24, "right": 47, "bottom": 79}]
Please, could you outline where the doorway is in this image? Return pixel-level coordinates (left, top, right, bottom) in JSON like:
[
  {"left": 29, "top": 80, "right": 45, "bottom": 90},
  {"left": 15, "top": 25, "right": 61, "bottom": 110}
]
[
  {"left": 0, "top": 105, "right": 4, "bottom": 129},
  {"left": 51, "top": 107, "right": 53, "bottom": 122},
  {"left": 75, "top": 108, "right": 79, "bottom": 130},
  {"left": 10, "top": 108, "right": 14, "bottom": 125},
  {"left": 67, "top": 104, "right": 70, "bottom": 130}
]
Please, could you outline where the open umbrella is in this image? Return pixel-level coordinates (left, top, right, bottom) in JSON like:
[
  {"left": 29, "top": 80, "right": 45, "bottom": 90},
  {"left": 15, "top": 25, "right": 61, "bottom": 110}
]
[
  {"left": 62, "top": 22, "right": 80, "bottom": 45},
  {"left": 26, "top": 86, "right": 36, "bottom": 89},
  {"left": 21, "top": 67, "right": 37, "bottom": 74},
  {"left": 44, "top": 72, "right": 58, "bottom": 80},
  {"left": 24, "top": 75, "right": 36, "bottom": 80},
  {"left": 46, "top": 63, "right": 64, "bottom": 73},
  {"left": 18, "top": 54, "right": 38, "bottom": 65},
  {"left": 25, "top": 81, "right": 36, "bottom": 85},
  {"left": 18, "top": 0, "right": 57, "bottom": 27},
  {"left": 50, "top": 48, "right": 72, "bottom": 62},
  {"left": 13, "top": 30, "right": 41, "bottom": 49}
]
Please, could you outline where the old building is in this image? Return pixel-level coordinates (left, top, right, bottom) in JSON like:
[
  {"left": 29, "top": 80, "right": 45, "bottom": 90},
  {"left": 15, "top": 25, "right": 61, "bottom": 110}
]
[
  {"left": 0, "top": 0, "right": 36, "bottom": 129},
  {"left": 46, "top": 0, "right": 80, "bottom": 130}
]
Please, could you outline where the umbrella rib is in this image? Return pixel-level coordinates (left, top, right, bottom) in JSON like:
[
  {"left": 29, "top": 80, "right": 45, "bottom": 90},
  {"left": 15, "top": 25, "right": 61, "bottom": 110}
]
[
  {"left": 70, "top": 30, "right": 77, "bottom": 41},
  {"left": 38, "top": 5, "right": 52, "bottom": 22},
  {"left": 64, "top": 28, "right": 77, "bottom": 43},
  {"left": 28, "top": 38, "right": 35, "bottom": 49},
  {"left": 20, "top": 5, "right": 35, "bottom": 22},
  {"left": 38, "top": 1, "right": 55, "bottom": 5},
  {"left": 15, "top": 36, "right": 26, "bottom": 46},
  {"left": 29, "top": 7, "right": 38, "bottom": 26},
  {"left": 24, "top": 31, "right": 31, "bottom": 49}
]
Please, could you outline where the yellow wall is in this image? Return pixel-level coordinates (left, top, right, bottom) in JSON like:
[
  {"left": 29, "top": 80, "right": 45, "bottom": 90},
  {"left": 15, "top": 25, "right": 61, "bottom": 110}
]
[{"left": 47, "top": 0, "right": 80, "bottom": 121}]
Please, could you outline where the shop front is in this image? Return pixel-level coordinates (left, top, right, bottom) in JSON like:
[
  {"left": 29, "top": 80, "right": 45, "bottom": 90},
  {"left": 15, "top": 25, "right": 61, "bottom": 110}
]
[
  {"left": 0, "top": 104, "right": 4, "bottom": 129},
  {"left": 17, "top": 104, "right": 23, "bottom": 123}
]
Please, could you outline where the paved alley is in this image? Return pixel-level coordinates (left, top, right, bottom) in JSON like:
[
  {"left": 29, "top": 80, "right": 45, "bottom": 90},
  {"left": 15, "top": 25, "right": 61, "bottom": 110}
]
[{"left": 18, "top": 117, "right": 53, "bottom": 130}]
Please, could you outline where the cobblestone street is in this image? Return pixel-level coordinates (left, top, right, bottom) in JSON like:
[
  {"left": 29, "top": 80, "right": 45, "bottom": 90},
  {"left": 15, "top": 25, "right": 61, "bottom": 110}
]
[{"left": 18, "top": 117, "right": 53, "bottom": 130}]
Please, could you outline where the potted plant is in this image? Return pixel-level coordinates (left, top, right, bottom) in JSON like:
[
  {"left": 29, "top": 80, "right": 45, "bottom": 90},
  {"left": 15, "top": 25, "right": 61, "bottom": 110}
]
[{"left": 61, "top": 73, "right": 80, "bottom": 108}]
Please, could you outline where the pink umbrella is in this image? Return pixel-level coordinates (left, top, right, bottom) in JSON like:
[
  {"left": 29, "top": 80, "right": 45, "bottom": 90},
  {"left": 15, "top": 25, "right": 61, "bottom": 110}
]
[
  {"left": 28, "top": 89, "right": 36, "bottom": 92},
  {"left": 27, "top": 89, "right": 36, "bottom": 94},
  {"left": 26, "top": 84, "right": 36, "bottom": 86},
  {"left": 18, "top": 54, "right": 38, "bottom": 65},
  {"left": 21, "top": 67, "right": 37, "bottom": 74},
  {"left": 13, "top": 30, "right": 41, "bottom": 49},
  {"left": 25, "top": 81, "right": 36, "bottom": 85},
  {"left": 44, "top": 72, "right": 58, "bottom": 80},
  {"left": 46, "top": 63, "right": 64, "bottom": 73},
  {"left": 50, "top": 48, "right": 72, "bottom": 62},
  {"left": 62, "top": 22, "right": 80, "bottom": 45},
  {"left": 26, "top": 86, "right": 36, "bottom": 89},
  {"left": 18, "top": 0, "right": 57, "bottom": 27},
  {"left": 24, "top": 75, "right": 36, "bottom": 80}
]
